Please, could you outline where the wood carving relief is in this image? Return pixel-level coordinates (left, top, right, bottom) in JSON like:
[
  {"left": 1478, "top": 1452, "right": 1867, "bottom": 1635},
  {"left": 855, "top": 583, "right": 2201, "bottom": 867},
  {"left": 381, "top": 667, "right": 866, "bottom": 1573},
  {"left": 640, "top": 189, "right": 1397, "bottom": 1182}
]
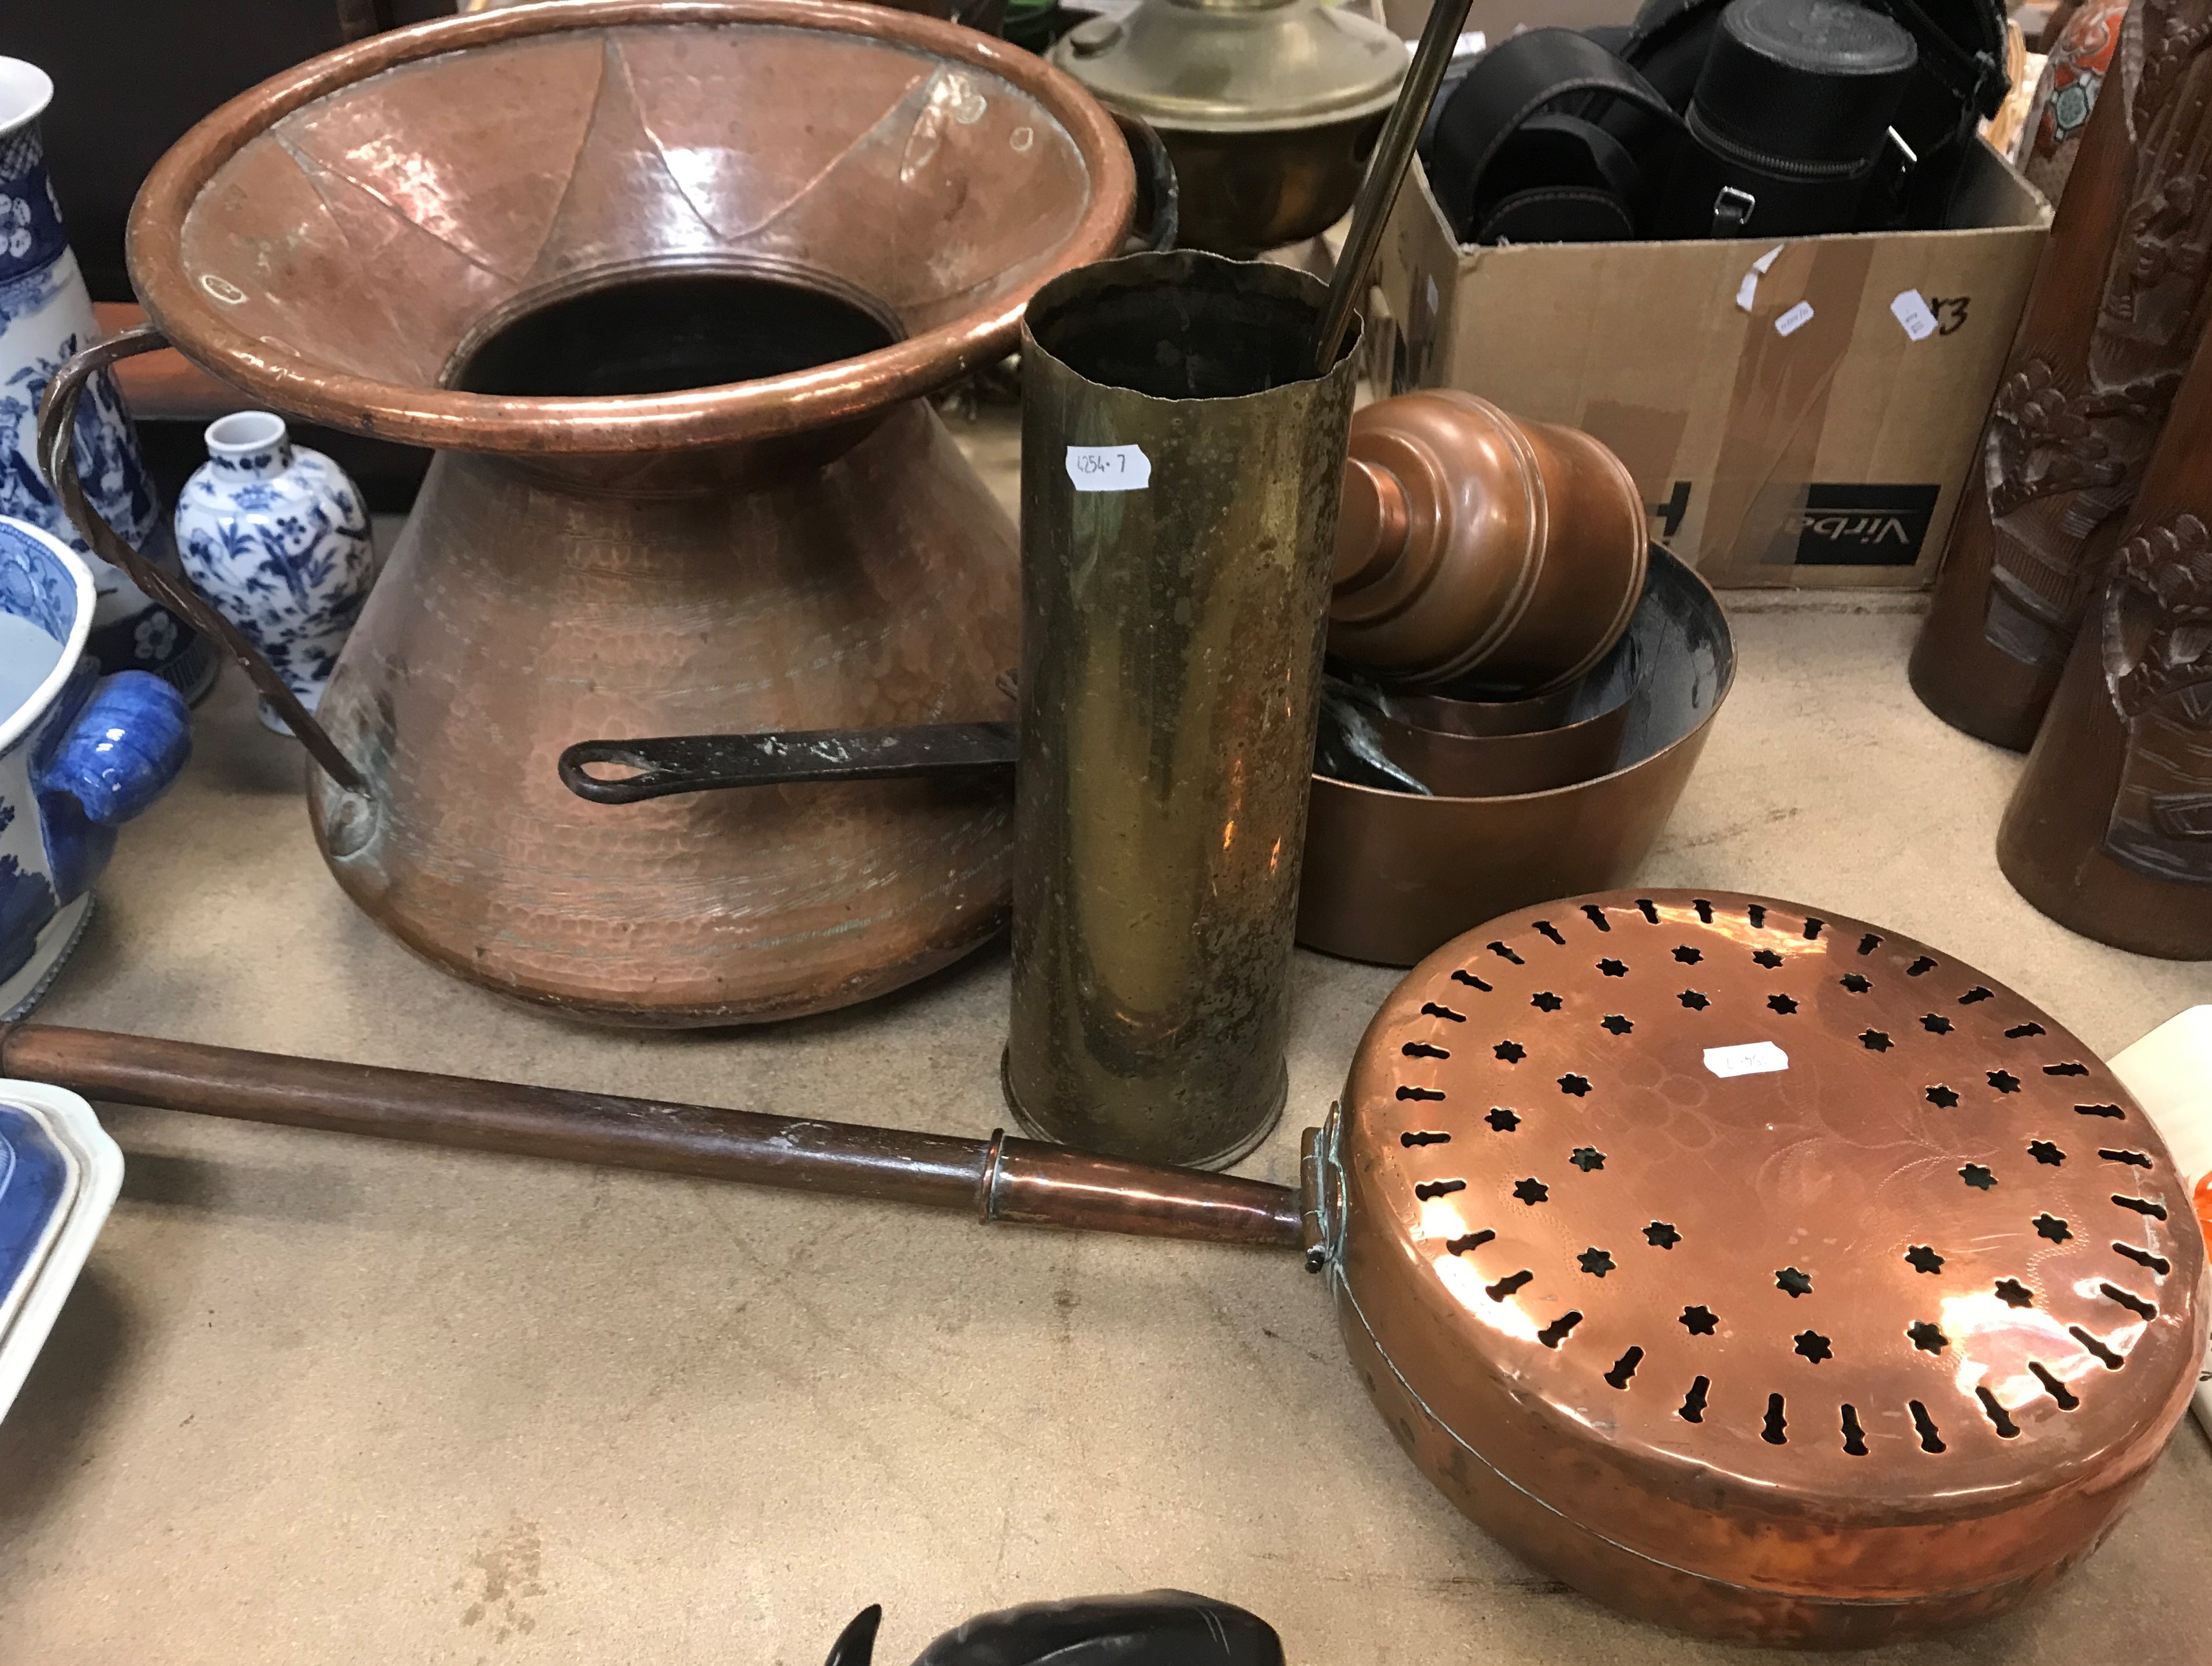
[
  {"left": 1980, "top": 0, "right": 2212, "bottom": 669},
  {"left": 2101, "top": 512, "right": 2212, "bottom": 881}
]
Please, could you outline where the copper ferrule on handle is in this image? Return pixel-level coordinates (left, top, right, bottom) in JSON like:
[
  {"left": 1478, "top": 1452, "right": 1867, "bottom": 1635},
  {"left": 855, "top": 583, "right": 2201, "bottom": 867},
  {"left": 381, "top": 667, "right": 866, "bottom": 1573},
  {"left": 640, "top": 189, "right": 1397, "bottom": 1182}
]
[
  {"left": 33, "top": 329, "right": 367, "bottom": 793},
  {"left": 981, "top": 1129, "right": 1305, "bottom": 1246},
  {"left": 0, "top": 1024, "right": 1304, "bottom": 1250}
]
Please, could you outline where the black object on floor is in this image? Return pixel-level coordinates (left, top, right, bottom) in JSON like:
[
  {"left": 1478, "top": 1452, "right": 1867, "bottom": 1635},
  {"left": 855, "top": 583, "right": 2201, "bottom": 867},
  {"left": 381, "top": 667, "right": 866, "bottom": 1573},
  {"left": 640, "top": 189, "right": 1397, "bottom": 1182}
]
[{"left": 824, "top": 1593, "right": 1284, "bottom": 1666}]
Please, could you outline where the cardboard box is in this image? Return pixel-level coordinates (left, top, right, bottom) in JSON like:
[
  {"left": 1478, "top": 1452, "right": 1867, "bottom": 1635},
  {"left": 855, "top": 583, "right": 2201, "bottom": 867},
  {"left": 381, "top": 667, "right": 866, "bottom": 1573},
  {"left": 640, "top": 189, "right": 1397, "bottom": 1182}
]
[{"left": 1372, "top": 143, "right": 2051, "bottom": 586}]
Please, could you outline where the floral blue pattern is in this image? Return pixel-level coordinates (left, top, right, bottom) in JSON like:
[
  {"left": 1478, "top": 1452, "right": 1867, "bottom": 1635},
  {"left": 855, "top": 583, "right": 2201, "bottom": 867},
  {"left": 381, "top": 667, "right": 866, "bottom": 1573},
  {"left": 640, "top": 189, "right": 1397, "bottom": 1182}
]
[
  {"left": 0, "top": 96, "right": 206, "bottom": 695},
  {"left": 176, "top": 415, "right": 374, "bottom": 728},
  {"left": 0, "top": 516, "right": 191, "bottom": 1016},
  {"left": 0, "top": 513, "right": 72, "bottom": 640}
]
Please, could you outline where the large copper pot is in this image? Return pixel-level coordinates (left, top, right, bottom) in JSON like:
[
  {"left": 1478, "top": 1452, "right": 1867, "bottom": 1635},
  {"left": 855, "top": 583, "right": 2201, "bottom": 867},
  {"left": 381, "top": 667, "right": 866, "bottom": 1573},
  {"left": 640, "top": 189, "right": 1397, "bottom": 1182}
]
[{"left": 47, "top": 1, "right": 1134, "bottom": 1024}]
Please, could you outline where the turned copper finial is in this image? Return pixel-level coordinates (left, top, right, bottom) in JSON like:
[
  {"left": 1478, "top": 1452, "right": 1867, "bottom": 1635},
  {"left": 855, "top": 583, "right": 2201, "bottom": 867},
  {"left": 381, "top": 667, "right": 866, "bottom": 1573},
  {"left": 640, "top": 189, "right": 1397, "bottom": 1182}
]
[{"left": 1326, "top": 390, "right": 1647, "bottom": 692}]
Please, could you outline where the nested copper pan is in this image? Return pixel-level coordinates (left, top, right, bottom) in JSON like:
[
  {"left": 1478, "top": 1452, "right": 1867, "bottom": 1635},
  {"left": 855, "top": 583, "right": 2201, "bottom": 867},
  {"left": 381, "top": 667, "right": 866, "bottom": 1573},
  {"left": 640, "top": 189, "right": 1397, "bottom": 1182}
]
[
  {"left": 1363, "top": 684, "right": 1634, "bottom": 796},
  {"left": 1327, "top": 890, "right": 2206, "bottom": 1645},
  {"left": 1301, "top": 546, "right": 1731, "bottom": 964}
]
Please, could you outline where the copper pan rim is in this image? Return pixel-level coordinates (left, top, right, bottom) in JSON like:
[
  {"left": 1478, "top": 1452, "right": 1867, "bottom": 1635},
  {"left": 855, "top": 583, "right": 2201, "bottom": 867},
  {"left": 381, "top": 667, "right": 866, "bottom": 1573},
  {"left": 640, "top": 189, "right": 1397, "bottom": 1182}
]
[
  {"left": 125, "top": 0, "right": 1138, "bottom": 456},
  {"left": 1339, "top": 1282, "right": 2168, "bottom": 1608},
  {"left": 1317, "top": 555, "right": 1736, "bottom": 808}
]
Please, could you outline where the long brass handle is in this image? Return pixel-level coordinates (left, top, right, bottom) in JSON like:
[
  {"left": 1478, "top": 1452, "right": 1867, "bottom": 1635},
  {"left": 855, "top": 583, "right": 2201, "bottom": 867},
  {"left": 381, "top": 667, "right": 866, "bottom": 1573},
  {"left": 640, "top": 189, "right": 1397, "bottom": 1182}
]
[
  {"left": 35, "top": 326, "right": 368, "bottom": 795},
  {"left": 0, "top": 1023, "right": 1305, "bottom": 1251}
]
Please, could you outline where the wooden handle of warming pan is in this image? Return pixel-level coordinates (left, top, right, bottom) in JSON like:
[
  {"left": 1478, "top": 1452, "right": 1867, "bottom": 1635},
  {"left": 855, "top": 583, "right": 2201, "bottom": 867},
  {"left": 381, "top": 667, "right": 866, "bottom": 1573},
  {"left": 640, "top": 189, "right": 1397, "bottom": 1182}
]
[{"left": 0, "top": 1024, "right": 1304, "bottom": 1251}]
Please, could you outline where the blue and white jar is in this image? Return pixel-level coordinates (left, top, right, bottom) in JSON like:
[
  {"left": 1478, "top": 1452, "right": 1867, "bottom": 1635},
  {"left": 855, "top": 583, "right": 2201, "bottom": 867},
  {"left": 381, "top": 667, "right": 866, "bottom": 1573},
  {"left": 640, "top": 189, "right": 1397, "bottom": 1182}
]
[
  {"left": 0, "top": 57, "right": 214, "bottom": 700},
  {"left": 1, "top": 516, "right": 192, "bottom": 1019},
  {"left": 175, "top": 411, "right": 374, "bottom": 734}
]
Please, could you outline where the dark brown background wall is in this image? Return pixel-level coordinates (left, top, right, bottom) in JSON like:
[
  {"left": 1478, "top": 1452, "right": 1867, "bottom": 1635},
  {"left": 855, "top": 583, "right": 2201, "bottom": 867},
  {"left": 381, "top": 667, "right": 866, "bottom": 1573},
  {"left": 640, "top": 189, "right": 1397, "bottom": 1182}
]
[{"left": 2, "top": 1, "right": 448, "bottom": 301}]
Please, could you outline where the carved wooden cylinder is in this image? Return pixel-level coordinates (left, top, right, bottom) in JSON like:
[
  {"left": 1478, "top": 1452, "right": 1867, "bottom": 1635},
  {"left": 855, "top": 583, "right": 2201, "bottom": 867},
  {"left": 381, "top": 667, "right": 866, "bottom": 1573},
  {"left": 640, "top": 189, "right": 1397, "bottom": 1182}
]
[
  {"left": 1998, "top": 283, "right": 2212, "bottom": 958},
  {"left": 1913, "top": 0, "right": 2212, "bottom": 750}
]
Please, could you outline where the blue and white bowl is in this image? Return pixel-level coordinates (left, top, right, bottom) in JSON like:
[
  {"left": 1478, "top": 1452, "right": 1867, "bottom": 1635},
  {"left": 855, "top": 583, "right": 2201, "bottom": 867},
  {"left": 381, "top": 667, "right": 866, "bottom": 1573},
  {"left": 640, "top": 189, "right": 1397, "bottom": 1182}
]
[{"left": 0, "top": 515, "right": 192, "bottom": 1018}]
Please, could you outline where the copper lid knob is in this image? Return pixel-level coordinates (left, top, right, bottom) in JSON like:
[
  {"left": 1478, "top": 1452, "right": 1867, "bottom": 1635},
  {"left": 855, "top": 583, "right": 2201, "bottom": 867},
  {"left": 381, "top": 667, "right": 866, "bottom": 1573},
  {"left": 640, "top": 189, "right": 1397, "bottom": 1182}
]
[
  {"left": 1334, "top": 454, "right": 1410, "bottom": 586},
  {"left": 1328, "top": 390, "right": 1648, "bottom": 692}
]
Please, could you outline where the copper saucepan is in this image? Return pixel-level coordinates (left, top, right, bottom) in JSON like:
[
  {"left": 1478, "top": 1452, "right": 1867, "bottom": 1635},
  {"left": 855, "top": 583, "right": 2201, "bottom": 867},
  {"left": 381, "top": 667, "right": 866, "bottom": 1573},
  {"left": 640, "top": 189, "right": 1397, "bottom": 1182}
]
[
  {"left": 1302, "top": 545, "right": 1733, "bottom": 965},
  {"left": 1327, "top": 674, "right": 1637, "bottom": 797},
  {"left": 5, "top": 891, "right": 2199, "bottom": 1647}
]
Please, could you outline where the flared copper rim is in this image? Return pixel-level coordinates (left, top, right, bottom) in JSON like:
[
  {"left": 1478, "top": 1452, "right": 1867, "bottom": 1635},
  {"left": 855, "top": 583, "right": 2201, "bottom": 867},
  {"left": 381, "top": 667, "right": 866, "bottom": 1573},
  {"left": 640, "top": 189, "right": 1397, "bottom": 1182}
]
[{"left": 125, "top": 0, "right": 1137, "bottom": 454}]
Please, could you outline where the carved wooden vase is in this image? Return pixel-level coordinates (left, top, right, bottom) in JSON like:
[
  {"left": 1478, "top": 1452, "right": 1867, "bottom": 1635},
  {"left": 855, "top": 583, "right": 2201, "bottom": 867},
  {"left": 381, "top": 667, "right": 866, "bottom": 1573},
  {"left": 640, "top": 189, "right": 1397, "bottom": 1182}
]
[
  {"left": 1912, "top": 0, "right": 2212, "bottom": 750},
  {"left": 1997, "top": 301, "right": 2212, "bottom": 959}
]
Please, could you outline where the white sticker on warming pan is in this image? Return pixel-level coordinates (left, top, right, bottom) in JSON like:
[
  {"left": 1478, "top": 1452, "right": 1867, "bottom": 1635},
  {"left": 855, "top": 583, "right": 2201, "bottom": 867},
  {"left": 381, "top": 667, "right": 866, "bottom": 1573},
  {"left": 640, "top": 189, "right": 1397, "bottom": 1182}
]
[
  {"left": 1705, "top": 1041, "right": 1789, "bottom": 1078},
  {"left": 1066, "top": 444, "right": 1151, "bottom": 491}
]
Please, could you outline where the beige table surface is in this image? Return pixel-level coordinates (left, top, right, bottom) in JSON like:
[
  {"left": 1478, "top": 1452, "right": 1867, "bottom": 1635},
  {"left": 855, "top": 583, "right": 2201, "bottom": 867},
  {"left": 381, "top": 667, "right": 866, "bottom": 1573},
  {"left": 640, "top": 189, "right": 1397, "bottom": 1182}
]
[{"left": 4, "top": 424, "right": 2211, "bottom": 1665}]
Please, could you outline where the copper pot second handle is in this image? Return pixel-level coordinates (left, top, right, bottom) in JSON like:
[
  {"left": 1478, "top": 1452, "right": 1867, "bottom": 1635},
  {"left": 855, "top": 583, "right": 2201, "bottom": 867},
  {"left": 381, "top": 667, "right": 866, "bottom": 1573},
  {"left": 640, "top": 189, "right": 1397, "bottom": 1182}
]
[{"left": 34, "top": 327, "right": 370, "bottom": 795}]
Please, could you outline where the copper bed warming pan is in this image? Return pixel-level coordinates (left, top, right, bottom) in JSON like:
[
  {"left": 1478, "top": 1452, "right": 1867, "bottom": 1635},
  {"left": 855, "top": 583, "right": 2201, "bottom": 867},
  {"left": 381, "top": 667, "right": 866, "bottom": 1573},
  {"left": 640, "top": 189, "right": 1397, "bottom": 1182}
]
[
  {"left": 1301, "top": 544, "right": 1734, "bottom": 965},
  {"left": 6, "top": 890, "right": 2200, "bottom": 1646}
]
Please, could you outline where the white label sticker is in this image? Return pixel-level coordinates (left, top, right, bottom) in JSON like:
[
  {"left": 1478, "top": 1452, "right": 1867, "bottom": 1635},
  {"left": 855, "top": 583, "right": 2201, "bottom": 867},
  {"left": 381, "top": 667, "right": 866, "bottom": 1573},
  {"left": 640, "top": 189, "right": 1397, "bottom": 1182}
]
[
  {"left": 1704, "top": 1041, "right": 1790, "bottom": 1079},
  {"left": 1734, "top": 244, "right": 1784, "bottom": 312},
  {"left": 1891, "top": 289, "right": 1939, "bottom": 341},
  {"left": 1775, "top": 300, "right": 1815, "bottom": 337},
  {"left": 1065, "top": 443, "right": 1151, "bottom": 492}
]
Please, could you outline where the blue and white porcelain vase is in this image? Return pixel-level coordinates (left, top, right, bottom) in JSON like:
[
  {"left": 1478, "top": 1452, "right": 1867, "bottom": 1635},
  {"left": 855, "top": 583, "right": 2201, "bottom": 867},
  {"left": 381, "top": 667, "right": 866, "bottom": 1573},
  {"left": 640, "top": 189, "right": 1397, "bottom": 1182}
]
[
  {"left": 174, "top": 411, "right": 374, "bottom": 733},
  {"left": 0, "top": 516, "right": 192, "bottom": 1019},
  {"left": 0, "top": 57, "right": 214, "bottom": 700}
]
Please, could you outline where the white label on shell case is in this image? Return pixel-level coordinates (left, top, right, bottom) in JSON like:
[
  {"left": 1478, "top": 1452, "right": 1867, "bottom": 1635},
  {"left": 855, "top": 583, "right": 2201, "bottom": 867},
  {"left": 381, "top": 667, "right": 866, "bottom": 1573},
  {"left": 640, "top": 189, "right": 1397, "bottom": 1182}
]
[
  {"left": 1774, "top": 300, "right": 1815, "bottom": 337},
  {"left": 1066, "top": 444, "right": 1151, "bottom": 491},
  {"left": 1704, "top": 1041, "right": 1790, "bottom": 1078},
  {"left": 1891, "top": 289, "right": 1939, "bottom": 341}
]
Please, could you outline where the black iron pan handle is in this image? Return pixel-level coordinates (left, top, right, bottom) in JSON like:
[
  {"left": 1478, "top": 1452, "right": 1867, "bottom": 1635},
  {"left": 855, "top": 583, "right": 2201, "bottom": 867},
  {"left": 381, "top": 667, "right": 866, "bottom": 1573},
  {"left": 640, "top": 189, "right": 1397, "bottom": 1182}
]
[
  {"left": 560, "top": 721, "right": 1019, "bottom": 804},
  {"left": 35, "top": 327, "right": 369, "bottom": 795},
  {"left": 1113, "top": 112, "right": 1179, "bottom": 256}
]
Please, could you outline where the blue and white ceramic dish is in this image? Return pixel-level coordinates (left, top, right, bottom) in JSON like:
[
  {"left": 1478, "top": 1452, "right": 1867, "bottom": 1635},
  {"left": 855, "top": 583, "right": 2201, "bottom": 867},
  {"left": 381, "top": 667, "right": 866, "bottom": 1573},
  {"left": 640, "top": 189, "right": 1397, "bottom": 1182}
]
[
  {"left": 175, "top": 410, "right": 374, "bottom": 733},
  {"left": 0, "top": 515, "right": 192, "bottom": 1019},
  {"left": 0, "top": 56, "right": 213, "bottom": 699},
  {"left": 0, "top": 1097, "right": 75, "bottom": 1339},
  {"left": 0, "top": 1078, "right": 120, "bottom": 1422}
]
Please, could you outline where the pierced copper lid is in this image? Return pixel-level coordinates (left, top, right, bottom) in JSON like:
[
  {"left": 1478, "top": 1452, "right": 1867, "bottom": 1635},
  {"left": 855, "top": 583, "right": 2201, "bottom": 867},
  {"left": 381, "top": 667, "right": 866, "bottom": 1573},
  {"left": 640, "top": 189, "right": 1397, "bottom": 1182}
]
[{"left": 1329, "top": 889, "right": 2206, "bottom": 1643}]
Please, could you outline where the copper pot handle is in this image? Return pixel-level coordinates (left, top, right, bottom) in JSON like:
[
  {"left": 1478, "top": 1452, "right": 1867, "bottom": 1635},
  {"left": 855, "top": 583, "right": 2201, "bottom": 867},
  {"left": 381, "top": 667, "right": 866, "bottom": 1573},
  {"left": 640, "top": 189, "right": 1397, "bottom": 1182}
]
[
  {"left": 35, "top": 326, "right": 368, "bottom": 795},
  {"left": 1112, "top": 113, "right": 1179, "bottom": 256},
  {"left": 560, "top": 720, "right": 1018, "bottom": 803}
]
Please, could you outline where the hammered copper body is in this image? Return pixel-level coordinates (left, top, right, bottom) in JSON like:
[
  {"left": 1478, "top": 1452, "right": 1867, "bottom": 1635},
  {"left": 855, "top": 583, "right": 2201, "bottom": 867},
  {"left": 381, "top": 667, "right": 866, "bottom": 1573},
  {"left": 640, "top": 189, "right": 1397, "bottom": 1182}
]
[
  {"left": 1996, "top": 298, "right": 2212, "bottom": 959},
  {"left": 100, "top": 0, "right": 1135, "bottom": 1024},
  {"left": 1911, "top": 0, "right": 2212, "bottom": 750},
  {"left": 1301, "top": 546, "right": 1731, "bottom": 966},
  {"left": 1324, "top": 889, "right": 2206, "bottom": 1645},
  {"left": 1328, "top": 390, "right": 1647, "bottom": 691}
]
